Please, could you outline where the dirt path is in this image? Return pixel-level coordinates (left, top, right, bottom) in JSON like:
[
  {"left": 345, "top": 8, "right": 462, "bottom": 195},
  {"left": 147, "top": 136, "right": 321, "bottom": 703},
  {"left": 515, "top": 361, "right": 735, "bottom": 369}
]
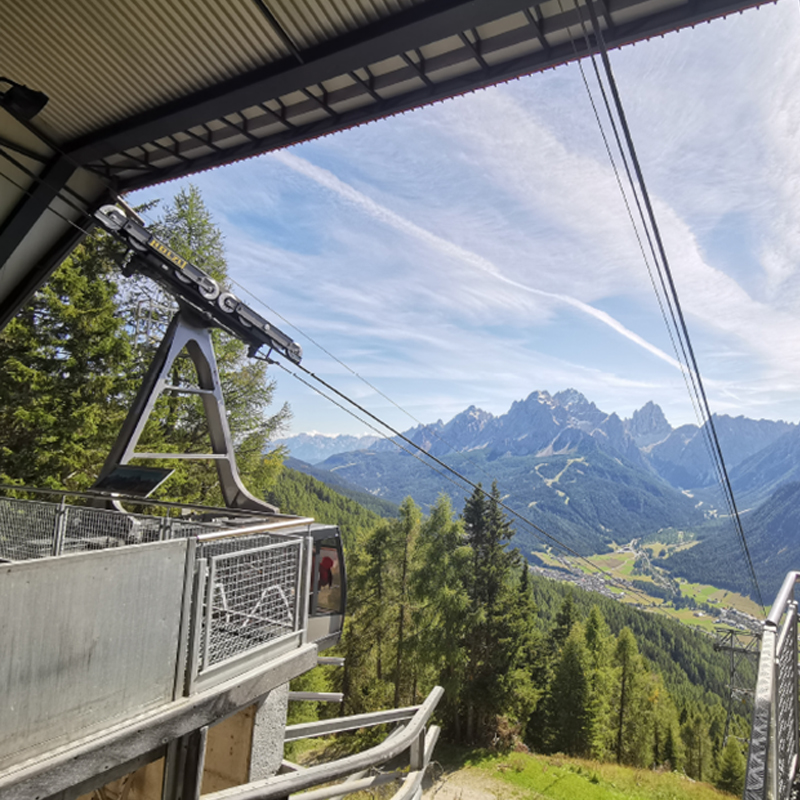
[{"left": 423, "top": 767, "right": 527, "bottom": 800}]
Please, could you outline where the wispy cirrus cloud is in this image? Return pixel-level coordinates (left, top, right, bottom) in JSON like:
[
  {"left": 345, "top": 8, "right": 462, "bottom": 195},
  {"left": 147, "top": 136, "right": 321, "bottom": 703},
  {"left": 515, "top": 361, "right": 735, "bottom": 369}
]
[{"left": 270, "top": 150, "right": 682, "bottom": 370}]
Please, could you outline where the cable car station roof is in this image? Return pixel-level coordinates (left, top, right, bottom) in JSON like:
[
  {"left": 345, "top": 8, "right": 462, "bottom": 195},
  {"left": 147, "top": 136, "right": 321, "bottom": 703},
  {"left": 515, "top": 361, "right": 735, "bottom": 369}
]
[{"left": 0, "top": 0, "right": 766, "bottom": 329}]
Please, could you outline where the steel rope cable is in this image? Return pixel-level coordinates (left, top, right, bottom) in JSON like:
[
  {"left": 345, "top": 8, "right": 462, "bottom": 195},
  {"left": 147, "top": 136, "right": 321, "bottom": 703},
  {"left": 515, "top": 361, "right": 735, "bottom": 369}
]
[
  {"left": 2, "top": 156, "right": 657, "bottom": 602},
  {"left": 3, "top": 109, "right": 719, "bottom": 528},
  {"left": 0, "top": 37, "right": 720, "bottom": 535},
  {"left": 580, "top": 2, "right": 763, "bottom": 610},
  {"left": 118, "top": 150, "right": 668, "bottom": 604},
  {"left": 564, "top": 1, "right": 742, "bottom": 572},
  {"left": 572, "top": 8, "right": 717, "bottom": 465},
  {"left": 226, "top": 273, "right": 529, "bottom": 492},
  {"left": 564, "top": 3, "right": 714, "bottom": 446},
  {"left": 564, "top": 0, "right": 741, "bottom": 556},
  {"left": 276, "top": 357, "right": 656, "bottom": 603},
  {"left": 578, "top": 0, "right": 765, "bottom": 614},
  {"left": 231, "top": 263, "right": 662, "bottom": 602}
]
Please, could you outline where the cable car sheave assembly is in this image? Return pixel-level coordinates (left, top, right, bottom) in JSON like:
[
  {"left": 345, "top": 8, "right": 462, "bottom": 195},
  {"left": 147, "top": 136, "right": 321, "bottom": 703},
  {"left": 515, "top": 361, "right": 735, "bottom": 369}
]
[
  {"left": 94, "top": 204, "right": 302, "bottom": 364},
  {"left": 92, "top": 203, "right": 303, "bottom": 514}
]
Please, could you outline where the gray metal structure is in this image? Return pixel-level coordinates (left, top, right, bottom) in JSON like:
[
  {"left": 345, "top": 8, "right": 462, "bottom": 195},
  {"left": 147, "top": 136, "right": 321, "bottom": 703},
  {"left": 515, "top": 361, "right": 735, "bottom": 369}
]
[
  {"left": 0, "top": 540, "right": 190, "bottom": 773},
  {"left": 97, "top": 309, "right": 282, "bottom": 514},
  {"left": 745, "top": 572, "right": 800, "bottom": 800},
  {"left": 715, "top": 626, "right": 761, "bottom": 746},
  {"left": 1, "top": 0, "right": 770, "bottom": 331},
  {"left": 0, "top": 492, "right": 418, "bottom": 800}
]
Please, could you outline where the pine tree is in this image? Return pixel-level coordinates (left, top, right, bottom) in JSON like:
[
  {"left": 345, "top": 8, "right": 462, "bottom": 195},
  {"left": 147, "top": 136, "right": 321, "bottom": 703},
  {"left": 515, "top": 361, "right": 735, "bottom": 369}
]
[
  {"left": 340, "top": 522, "right": 394, "bottom": 714},
  {"left": 612, "top": 627, "right": 653, "bottom": 767},
  {"left": 412, "top": 495, "right": 470, "bottom": 736},
  {"left": 716, "top": 737, "right": 745, "bottom": 795},
  {"left": 492, "top": 562, "right": 541, "bottom": 744},
  {"left": 584, "top": 605, "right": 614, "bottom": 760},
  {"left": 547, "top": 623, "right": 591, "bottom": 756},
  {"left": 392, "top": 498, "right": 422, "bottom": 708},
  {"left": 461, "top": 482, "right": 525, "bottom": 744},
  {"left": 649, "top": 670, "right": 683, "bottom": 770},
  {"left": 0, "top": 234, "right": 132, "bottom": 488},
  {"left": 682, "top": 709, "right": 714, "bottom": 782}
]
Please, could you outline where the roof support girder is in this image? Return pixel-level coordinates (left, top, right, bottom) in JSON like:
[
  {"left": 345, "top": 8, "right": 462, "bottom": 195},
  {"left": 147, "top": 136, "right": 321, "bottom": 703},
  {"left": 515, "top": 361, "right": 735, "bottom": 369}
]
[
  {"left": 0, "top": 156, "right": 75, "bottom": 267},
  {"left": 64, "top": 0, "right": 541, "bottom": 165},
  {"left": 0, "top": 214, "right": 90, "bottom": 329},
  {"left": 113, "top": 0, "right": 766, "bottom": 192}
]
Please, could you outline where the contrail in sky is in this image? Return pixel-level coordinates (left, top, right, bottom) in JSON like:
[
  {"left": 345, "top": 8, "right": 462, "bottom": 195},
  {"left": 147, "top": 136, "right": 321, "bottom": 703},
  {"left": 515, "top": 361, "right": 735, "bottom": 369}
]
[{"left": 273, "top": 151, "right": 682, "bottom": 372}]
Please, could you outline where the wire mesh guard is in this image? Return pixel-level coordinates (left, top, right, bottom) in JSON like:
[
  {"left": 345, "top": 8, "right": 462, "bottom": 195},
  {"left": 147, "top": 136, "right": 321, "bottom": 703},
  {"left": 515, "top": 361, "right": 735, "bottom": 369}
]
[
  {"left": 0, "top": 495, "right": 223, "bottom": 561},
  {"left": 776, "top": 612, "right": 798, "bottom": 800},
  {"left": 0, "top": 497, "right": 60, "bottom": 560},
  {"left": 201, "top": 539, "right": 302, "bottom": 670}
]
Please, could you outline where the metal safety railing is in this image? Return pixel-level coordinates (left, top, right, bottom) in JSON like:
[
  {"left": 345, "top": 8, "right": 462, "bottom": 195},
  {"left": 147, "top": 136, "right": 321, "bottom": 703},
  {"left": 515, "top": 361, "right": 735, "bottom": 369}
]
[
  {"left": 198, "top": 538, "right": 304, "bottom": 670},
  {"left": 745, "top": 571, "right": 800, "bottom": 800},
  {"left": 204, "top": 686, "right": 444, "bottom": 800},
  {"left": 0, "top": 494, "right": 222, "bottom": 560},
  {"left": 0, "top": 491, "right": 318, "bottom": 690}
]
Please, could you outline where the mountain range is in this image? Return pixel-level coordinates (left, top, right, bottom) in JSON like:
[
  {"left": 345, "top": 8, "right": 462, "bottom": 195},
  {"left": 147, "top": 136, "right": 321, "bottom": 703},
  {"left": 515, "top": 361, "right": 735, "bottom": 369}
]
[
  {"left": 272, "top": 389, "right": 800, "bottom": 596},
  {"left": 276, "top": 389, "right": 794, "bottom": 499}
]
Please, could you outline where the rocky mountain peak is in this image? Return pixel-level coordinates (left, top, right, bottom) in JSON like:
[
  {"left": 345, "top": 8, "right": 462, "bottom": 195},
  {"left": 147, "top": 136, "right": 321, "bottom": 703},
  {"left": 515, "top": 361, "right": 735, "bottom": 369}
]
[
  {"left": 553, "top": 388, "right": 590, "bottom": 409},
  {"left": 444, "top": 405, "right": 494, "bottom": 444},
  {"left": 626, "top": 401, "right": 673, "bottom": 447}
]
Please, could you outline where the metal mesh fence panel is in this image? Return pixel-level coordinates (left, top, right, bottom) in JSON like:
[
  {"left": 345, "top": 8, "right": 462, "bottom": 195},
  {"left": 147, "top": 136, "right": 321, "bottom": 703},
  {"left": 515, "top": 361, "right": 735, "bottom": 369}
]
[
  {"left": 0, "top": 498, "right": 59, "bottom": 561},
  {"left": 202, "top": 539, "right": 302, "bottom": 669},
  {"left": 60, "top": 505, "right": 161, "bottom": 552},
  {"left": 0, "top": 495, "right": 236, "bottom": 561},
  {"left": 776, "top": 611, "right": 798, "bottom": 800}
]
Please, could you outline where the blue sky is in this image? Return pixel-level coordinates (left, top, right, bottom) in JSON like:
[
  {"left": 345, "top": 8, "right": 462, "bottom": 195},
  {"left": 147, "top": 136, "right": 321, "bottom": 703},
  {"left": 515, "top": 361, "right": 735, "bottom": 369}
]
[{"left": 131, "top": 3, "right": 800, "bottom": 438}]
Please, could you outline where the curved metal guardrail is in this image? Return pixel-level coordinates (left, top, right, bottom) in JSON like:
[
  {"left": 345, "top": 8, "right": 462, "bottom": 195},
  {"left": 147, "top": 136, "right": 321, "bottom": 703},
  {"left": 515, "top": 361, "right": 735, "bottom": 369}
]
[
  {"left": 204, "top": 686, "right": 444, "bottom": 800},
  {"left": 745, "top": 572, "right": 800, "bottom": 800}
]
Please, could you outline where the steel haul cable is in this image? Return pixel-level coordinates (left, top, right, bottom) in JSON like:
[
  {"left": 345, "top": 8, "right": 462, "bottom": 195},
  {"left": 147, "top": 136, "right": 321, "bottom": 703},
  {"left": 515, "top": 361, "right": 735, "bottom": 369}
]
[
  {"left": 274, "top": 358, "right": 656, "bottom": 604},
  {"left": 577, "top": 0, "right": 765, "bottom": 615},
  {"left": 1, "top": 134, "right": 675, "bottom": 607}
]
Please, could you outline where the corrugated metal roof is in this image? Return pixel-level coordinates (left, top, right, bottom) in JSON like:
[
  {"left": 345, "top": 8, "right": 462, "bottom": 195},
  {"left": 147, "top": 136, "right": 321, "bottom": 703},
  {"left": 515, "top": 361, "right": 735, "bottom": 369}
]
[{"left": 2, "top": 0, "right": 426, "bottom": 143}]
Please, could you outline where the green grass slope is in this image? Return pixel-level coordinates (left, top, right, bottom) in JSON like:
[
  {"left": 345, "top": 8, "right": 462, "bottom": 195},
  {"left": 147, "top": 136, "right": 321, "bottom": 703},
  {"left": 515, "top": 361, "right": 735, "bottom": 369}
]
[{"left": 428, "top": 748, "right": 735, "bottom": 800}]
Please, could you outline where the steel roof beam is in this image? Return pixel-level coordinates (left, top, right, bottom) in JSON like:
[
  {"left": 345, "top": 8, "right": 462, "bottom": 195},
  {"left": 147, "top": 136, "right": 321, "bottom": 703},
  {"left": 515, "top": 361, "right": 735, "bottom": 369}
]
[
  {"left": 0, "top": 156, "right": 74, "bottom": 264},
  {"left": 64, "top": 0, "right": 540, "bottom": 166},
  {"left": 113, "top": 0, "right": 767, "bottom": 192},
  {"left": 0, "top": 213, "right": 90, "bottom": 329}
]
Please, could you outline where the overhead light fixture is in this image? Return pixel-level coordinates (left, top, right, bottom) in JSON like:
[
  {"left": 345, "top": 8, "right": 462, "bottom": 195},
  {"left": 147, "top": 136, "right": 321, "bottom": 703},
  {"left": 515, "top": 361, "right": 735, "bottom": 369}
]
[{"left": 0, "top": 77, "right": 49, "bottom": 120}]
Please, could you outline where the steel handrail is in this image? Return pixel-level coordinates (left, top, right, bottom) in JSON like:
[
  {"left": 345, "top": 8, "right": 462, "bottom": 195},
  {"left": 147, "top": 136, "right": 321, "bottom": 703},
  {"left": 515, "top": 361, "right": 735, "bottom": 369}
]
[
  {"left": 202, "top": 686, "right": 444, "bottom": 800},
  {"left": 745, "top": 572, "right": 800, "bottom": 800},
  {"left": 0, "top": 483, "right": 304, "bottom": 522},
  {"left": 284, "top": 704, "right": 424, "bottom": 742},
  {"left": 195, "top": 518, "right": 314, "bottom": 542},
  {"left": 767, "top": 571, "right": 800, "bottom": 626}
]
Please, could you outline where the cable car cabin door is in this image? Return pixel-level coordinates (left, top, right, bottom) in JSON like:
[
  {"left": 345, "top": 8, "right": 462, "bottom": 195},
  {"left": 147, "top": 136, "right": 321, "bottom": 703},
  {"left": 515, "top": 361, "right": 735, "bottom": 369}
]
[{"left": 307, "top": 527, "right": 346, "bottom": 650}]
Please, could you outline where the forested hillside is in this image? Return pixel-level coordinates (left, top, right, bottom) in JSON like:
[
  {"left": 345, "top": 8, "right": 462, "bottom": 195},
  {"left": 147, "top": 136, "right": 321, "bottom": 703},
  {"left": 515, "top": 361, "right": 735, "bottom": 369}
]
[
  {"left": 656, "top": 481, "right": 800, "bottom": 599},
  {"left": 283, "top": 456, "right": 398, "bottom": 518},
  {"left": 308, "top": 441, "right": 702, "bottom": 556},
  {"left": 265, "top": 466, "right": 394, "bottom": 548},
  {"left": 288, "top": 480, "right": 747, "bottom": 794}
]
